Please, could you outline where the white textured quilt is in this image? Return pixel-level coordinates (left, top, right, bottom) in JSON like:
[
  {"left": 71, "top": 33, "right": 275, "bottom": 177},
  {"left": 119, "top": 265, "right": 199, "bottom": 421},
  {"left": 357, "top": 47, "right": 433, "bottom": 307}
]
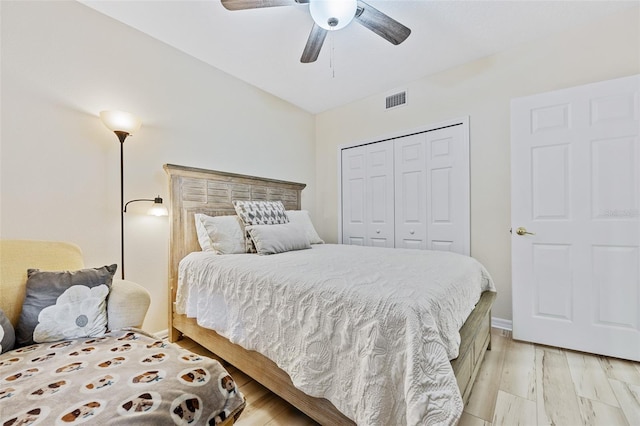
[{"left": 177, "top": 244, "right": 495, "bottom": 425}]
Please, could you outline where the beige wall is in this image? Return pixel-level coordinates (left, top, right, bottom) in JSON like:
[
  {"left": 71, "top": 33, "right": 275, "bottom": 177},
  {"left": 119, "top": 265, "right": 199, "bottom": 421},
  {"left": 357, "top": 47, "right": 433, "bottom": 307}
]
[
  {"left": 314, "top": 8, "right": 640, "bottom": 322},
  {"left": 3, "top": 2, "right": 638, "bottom": 331},
  {"left": 0, "top": 1, "right": 316, "bottom": 333}
]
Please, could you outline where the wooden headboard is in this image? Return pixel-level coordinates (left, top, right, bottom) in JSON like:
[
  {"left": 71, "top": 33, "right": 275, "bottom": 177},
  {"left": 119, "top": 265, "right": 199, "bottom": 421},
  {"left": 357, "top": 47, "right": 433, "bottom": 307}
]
[{"left": 163, "top": 164, "right": 306, "bottom": 337}]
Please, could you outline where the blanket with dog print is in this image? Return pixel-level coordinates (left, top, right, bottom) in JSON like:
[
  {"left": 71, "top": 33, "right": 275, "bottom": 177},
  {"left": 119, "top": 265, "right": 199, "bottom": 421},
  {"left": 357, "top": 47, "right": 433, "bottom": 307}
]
[{"left": 0, "top": 329, "right": 245, "bottom": 425}]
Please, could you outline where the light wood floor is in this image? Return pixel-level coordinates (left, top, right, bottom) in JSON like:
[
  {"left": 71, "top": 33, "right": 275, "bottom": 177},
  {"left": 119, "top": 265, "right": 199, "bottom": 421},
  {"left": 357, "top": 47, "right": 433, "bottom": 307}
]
[{"left": 175, "top": 329, "right": 640, "bottom": 425}]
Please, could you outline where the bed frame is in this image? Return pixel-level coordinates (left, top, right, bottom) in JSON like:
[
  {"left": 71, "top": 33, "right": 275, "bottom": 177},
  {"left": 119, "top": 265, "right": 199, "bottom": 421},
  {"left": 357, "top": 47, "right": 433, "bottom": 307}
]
[{"left": 164, "top": 163, "right": 496, "bottom": 425}]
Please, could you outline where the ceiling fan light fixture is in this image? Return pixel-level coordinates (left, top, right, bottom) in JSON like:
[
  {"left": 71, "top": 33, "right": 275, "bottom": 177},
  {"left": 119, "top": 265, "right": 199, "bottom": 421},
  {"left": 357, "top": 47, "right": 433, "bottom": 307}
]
[{"left": 309, "top": 0, "right": 357, "bottom": 31}]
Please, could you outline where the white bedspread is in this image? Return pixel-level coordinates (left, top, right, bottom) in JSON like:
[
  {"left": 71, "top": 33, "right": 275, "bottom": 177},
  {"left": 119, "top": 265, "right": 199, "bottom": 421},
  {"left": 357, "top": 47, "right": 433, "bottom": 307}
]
[{"left": 177, "top": 244, "right": 495, "bottom": 425}]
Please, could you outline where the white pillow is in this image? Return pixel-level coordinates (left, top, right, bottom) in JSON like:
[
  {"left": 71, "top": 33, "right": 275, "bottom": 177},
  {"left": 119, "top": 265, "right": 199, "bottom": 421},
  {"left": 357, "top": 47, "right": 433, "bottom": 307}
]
[
  {"left": 194, "top": 214, "right": 246, "bottom": 254},
  {"left": 286, "top": 210, "right": 324, "bottom": 244},
  {"left": 245, "top": 222, "right": 311, "bottom": 255}
]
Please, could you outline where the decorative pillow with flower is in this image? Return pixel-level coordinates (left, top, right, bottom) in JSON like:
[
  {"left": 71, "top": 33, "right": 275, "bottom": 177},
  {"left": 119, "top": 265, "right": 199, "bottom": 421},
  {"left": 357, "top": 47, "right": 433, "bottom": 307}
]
[
  {"left": 15, "top": 264, "right": 117, "bottom": 347},
  {"left": 0, "top": 308, "right": 15, "bottom": 353}
]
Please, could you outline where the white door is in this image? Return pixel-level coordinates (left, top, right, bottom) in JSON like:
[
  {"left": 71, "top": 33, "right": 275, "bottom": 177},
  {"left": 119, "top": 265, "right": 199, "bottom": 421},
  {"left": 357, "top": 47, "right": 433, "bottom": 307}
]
[
  {"left": 425, "top": 125, "right": 470, "bottom": 255},
  {"left": 340, "top": 119, "right": 470, "bottom": 255},
  {"left": 365, "top": 141, "right": 395, "bottom": 247},
  {"left": 341, "top": 141, "right": 394, "bottom": 247},
  {"left": 395, "top": 134, "right": 428, "bottom": 249},
  {"left": 511, "top": 74, "right": 640, "bottom": 361},
  {"left": 393, "top": 126, "right": 470, "bottom": 253},
  {"left": 341, "top": 145, "right": 367, "bottom": 245}
]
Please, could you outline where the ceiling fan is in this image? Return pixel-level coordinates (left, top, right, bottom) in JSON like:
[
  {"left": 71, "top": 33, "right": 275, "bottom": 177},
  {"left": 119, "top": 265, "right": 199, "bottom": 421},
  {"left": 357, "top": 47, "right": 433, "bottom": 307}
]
[{"left": 221, "top": 0, "right": 411, "bottom": 63}]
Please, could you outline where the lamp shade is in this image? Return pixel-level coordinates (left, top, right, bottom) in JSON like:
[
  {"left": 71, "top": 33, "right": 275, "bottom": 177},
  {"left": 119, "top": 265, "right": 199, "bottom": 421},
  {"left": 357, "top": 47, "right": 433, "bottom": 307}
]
[
  {"left": 148, "top": 197, "right": 169, "bottom": 217},
  {"left": 100, "top": 110, "right": 142, "bottom": 135},
  {"left": 309, "top": 0, "right": 357, "bottom": 31}
]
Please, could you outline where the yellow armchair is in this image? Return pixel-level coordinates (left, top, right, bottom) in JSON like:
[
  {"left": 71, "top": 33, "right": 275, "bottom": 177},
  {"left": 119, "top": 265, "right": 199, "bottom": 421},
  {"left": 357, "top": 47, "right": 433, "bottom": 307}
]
[{"left": 0, "top": 240, "right": 150, "bottom": 330}]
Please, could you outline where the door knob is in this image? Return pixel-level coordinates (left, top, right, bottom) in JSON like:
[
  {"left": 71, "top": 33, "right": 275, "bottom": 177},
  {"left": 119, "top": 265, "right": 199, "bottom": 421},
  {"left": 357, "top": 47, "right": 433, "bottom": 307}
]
[
  {"left": 515, "top": 227, "right": 535, "bottom": 236},
  {"left": 409, "top": 230, "right": 415, "bottom": 235},
  {"left": 376, "top": 229, "right": 381, "bottom": 234}
]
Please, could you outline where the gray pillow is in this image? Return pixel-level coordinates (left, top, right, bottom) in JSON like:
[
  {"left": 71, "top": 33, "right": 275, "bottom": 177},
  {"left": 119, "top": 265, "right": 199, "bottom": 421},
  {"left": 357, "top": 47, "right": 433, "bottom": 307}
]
[
  {"left": 233, "top": 200, "right": 290, "bottom": 253},
  {"left": 245, "top": 222, "right": 311, "bottom": 255},
  {"left": 0, "top": 308, "right": 15, "bottom": 353},
  {"left": 15, "top": 264, "right": 117, "bottom": 347}
]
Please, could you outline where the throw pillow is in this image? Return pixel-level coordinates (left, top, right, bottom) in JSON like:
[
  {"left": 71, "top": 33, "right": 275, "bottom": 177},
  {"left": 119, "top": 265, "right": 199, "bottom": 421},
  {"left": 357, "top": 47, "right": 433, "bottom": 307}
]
[
  {"left": 233, "top": 200, "right": 289, "bottom": 253},
  {"left": 0, "top": 308, "right": 15, "bottom": 353},
  {"left": 15, "top": 264, "right": 117, "bottom": 346},
  {"left": 233, "top": 200, "right": 289, "bottom": 225},
  {"left": 194, "top": 214, "right": 246, "bottom": 254},
  {"left": 245, "top": 222, "right": 311, "bottom": 255},
  {"left": 286, "top": 210, "right": 324, "bottom": 244}
]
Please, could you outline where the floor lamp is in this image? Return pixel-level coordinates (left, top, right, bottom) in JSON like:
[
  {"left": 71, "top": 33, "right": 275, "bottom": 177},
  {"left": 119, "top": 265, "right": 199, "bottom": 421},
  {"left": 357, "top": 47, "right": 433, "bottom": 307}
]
[{"left": 100, "top": 110, "right": 168, "bottom": 279}]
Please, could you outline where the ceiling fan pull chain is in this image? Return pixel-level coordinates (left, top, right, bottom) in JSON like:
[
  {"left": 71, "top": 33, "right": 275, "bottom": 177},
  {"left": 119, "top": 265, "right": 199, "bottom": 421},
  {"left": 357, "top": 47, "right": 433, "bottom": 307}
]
[{"left": 330, "top": 32, "right": 335, "bottom": 78}]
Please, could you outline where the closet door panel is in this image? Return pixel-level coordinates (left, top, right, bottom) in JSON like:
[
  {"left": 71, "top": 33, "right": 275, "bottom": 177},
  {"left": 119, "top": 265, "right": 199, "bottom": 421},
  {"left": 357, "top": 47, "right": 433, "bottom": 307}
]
[
  {"left": 366, "top": 141, "right": 395, "bottom": 247},
  {"left": 426, "top": 125, "right": 470, "bottom": 255},
  {"left": 394, "top": 135, "right": 427, "bottom": 249},
  {"left": 341, "top": 146, "right": 367, "bottom": 245}
]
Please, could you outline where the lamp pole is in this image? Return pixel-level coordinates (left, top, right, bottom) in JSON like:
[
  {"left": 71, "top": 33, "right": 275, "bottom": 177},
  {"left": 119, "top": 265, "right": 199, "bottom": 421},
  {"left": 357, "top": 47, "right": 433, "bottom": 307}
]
[
  {"left": 116, "top": 131, "right": 128, "bottom": 280},
  {"left": 99, "top": 110, "right": 142, "bottom": 280}
]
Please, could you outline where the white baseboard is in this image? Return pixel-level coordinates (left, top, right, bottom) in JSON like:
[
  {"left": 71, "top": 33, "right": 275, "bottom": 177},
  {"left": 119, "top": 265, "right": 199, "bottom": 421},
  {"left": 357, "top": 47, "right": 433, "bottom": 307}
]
[
  {"left": 155, "top": 329, "right": 169, "bottom": 340},
  {"left": 491, "top": 317, "right": 513, "bottom": 331}
]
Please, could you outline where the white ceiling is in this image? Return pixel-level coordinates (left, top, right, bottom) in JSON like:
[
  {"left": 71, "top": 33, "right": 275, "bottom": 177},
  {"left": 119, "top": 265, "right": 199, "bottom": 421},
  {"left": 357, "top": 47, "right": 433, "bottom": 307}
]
[{"left": 80, "top": 0, "right": 637, "bottom": 113}]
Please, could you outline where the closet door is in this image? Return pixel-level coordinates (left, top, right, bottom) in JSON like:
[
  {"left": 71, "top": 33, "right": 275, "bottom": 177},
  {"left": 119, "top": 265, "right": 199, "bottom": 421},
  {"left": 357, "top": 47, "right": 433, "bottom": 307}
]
[
  {"left": 365, "top": 141, "right": 395, "bottom": 247},
  {"left": 425, "top": 125, "right": 470, "bottom": 255},
  {"left": 341, "top": 145, "right": 367, "bottom": 245},
  {"left": 395, "top": 134, "right": 427, "bottom": 249},
  {"left": 341, "top": 141, "right": 395, "bottom": 247},
  {"left": 341, "top": 119, "right": 469, "bottom": 254}
]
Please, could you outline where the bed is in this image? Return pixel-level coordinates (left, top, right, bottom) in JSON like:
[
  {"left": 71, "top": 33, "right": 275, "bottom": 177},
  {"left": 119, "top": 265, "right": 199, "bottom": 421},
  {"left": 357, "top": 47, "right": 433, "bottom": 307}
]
[{"left": 164, "top": 163, "right": 497, "bottom": 425}]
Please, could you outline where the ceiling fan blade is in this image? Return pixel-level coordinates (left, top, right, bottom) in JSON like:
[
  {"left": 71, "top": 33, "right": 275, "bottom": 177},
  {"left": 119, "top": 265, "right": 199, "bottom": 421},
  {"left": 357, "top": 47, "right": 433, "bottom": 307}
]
[
  {"left": 221, "top": 0, "right": 307, "bottom": 11},
  {"left": 355, "top": 0, "right": 411, "bottom": 45},
  {"left": 300, "top": 23, "right": 327, "bottom": 63}
]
